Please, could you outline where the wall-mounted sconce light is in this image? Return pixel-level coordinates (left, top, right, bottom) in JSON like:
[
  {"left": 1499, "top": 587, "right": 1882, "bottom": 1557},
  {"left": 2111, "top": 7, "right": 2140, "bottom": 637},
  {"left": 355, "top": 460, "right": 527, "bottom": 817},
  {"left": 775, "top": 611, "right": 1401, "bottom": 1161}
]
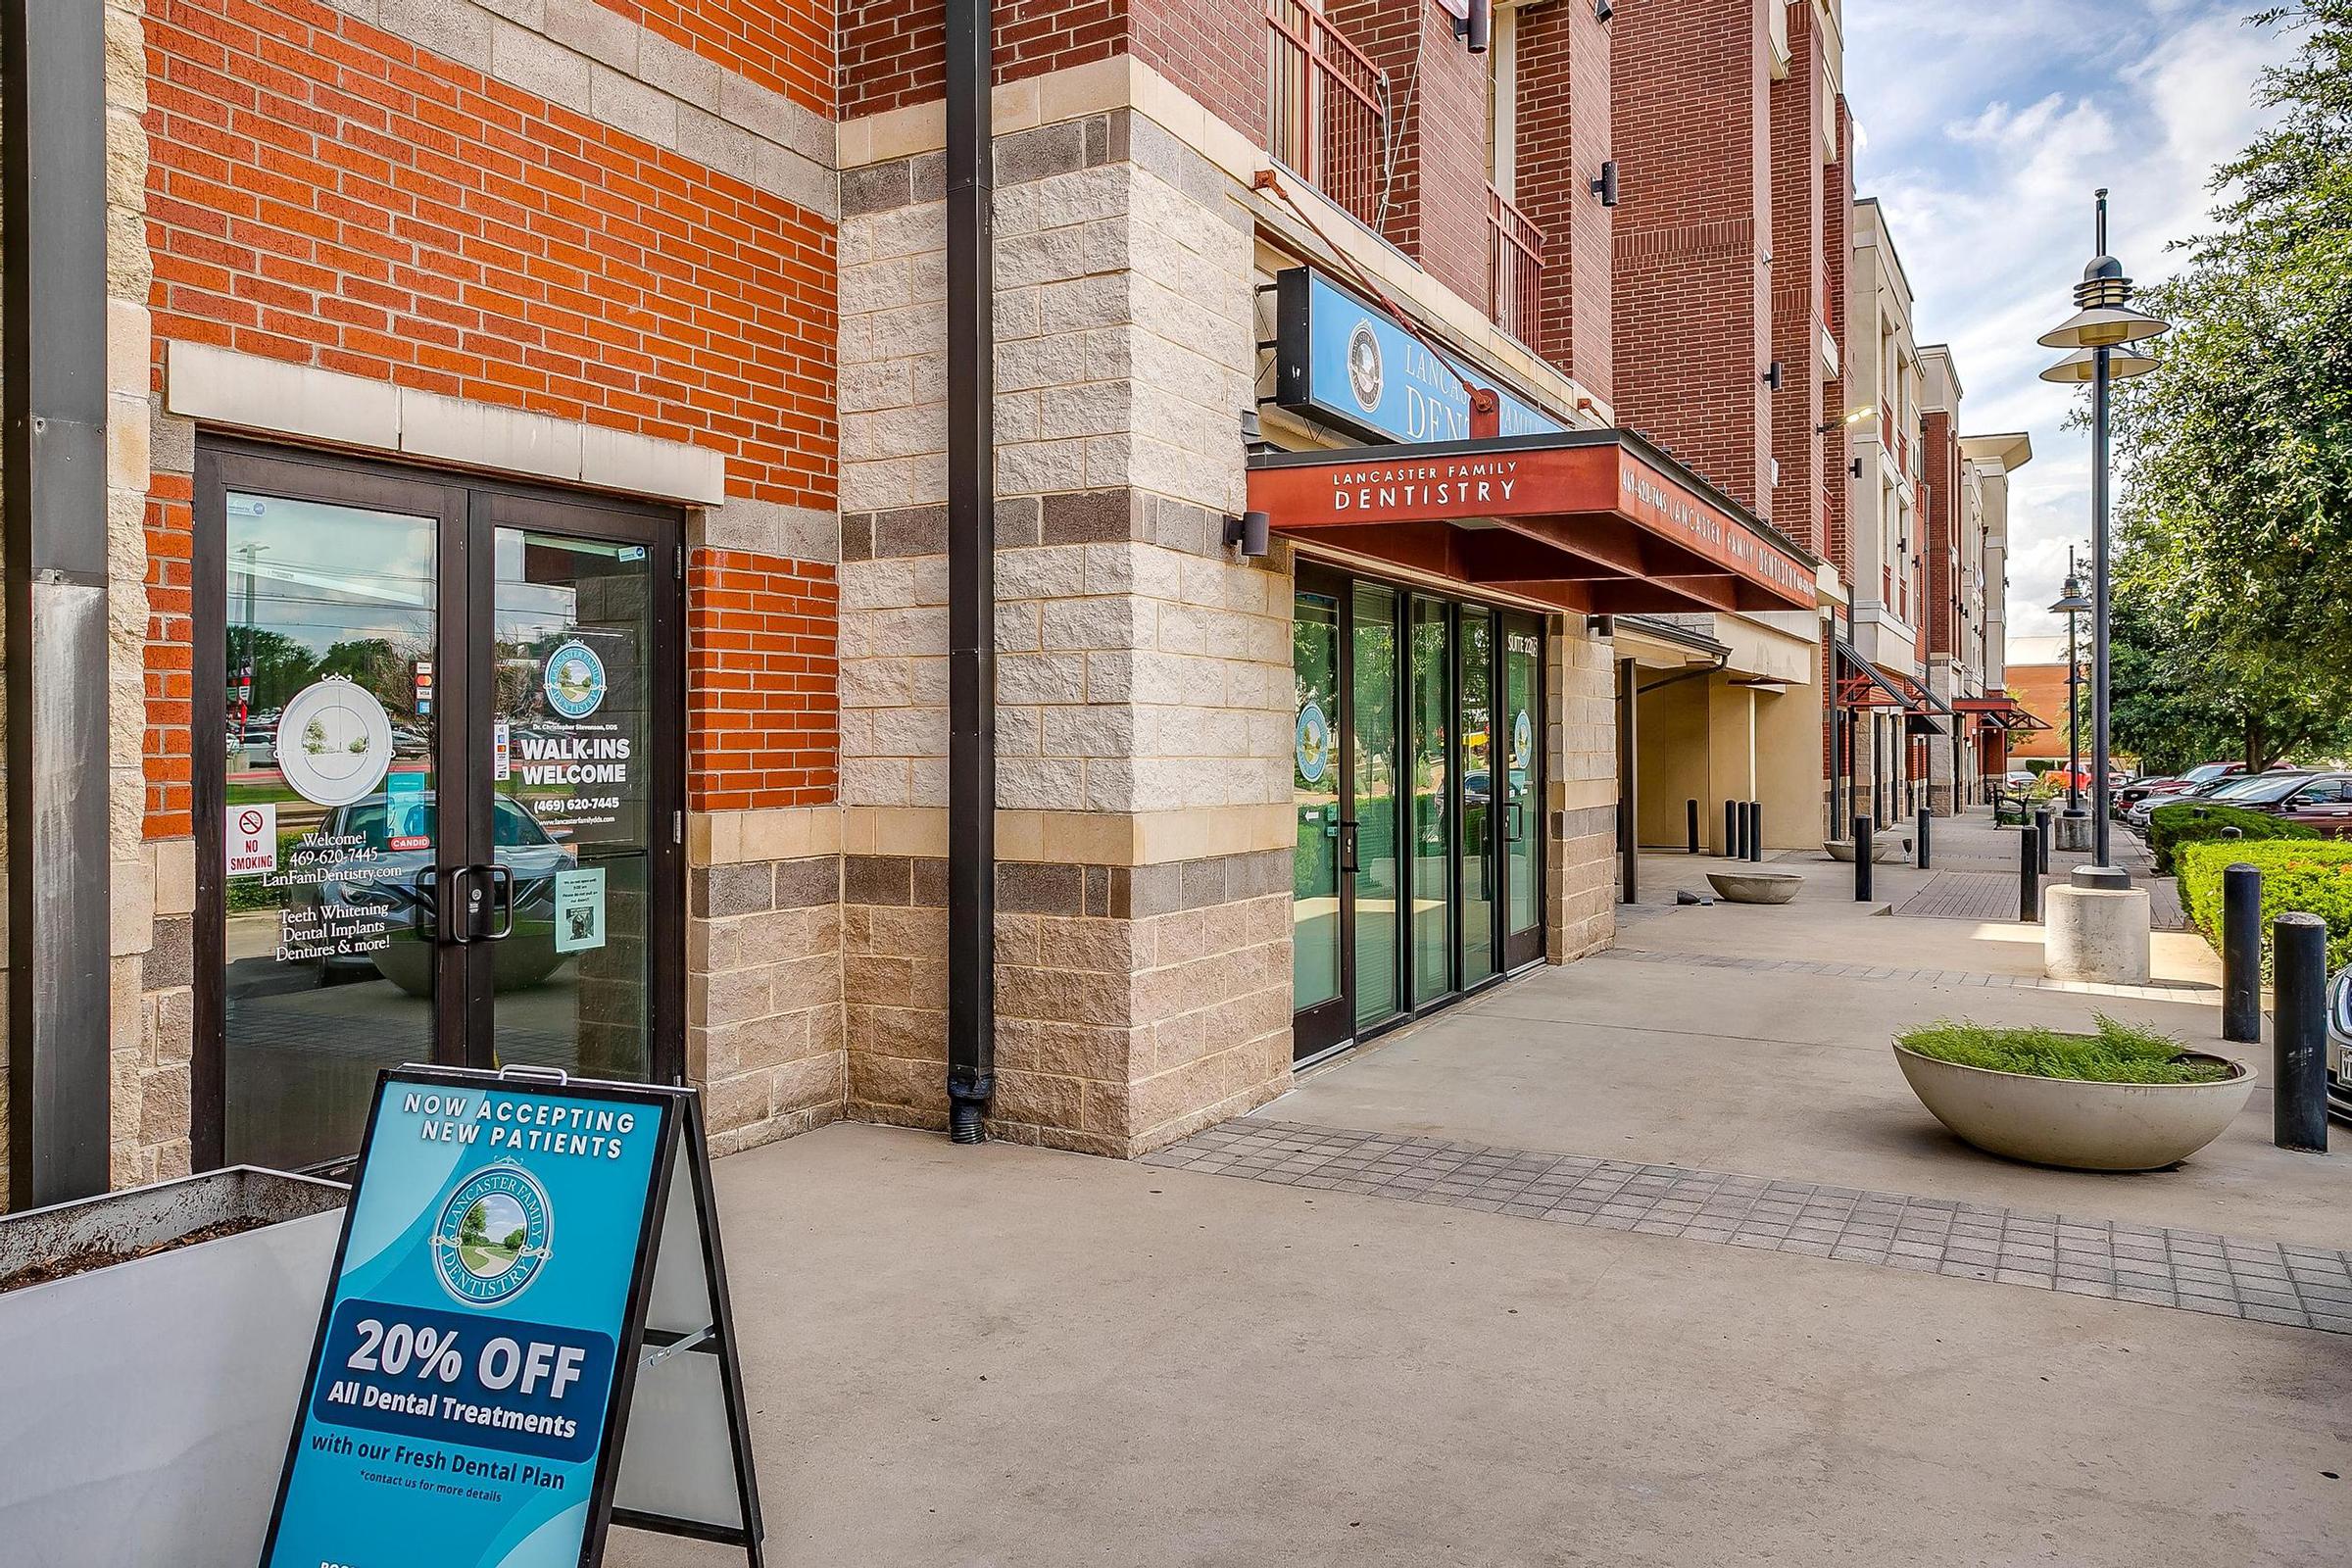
[
  {"left": 1762, "top": 361, "right": 1786, "bottom": 393},
  {"left": 1594, "top": 0, "right": 1613, "bottom": 20},
  {"left": 1454, "top": 0, "right": 1492, "bottom": 51},
  {"left": 1587, "top": 614, "right": 1616, "bottom": 639},
  {"left": 1224, "top": 510, "right": 1270, "bottom": 558},
  {"left": 1590, "top": 160, "right": 1618, "bottom": 207}
]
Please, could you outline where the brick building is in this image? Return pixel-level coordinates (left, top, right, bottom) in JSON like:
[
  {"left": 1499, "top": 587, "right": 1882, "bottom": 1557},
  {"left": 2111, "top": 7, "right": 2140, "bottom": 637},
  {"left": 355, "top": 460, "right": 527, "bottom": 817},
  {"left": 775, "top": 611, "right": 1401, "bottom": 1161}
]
[
  {"left": 1610, "top": 0, "right": 1855, "bottom": 856},
  {"left": 7, "top": 0, "right": 1988, "bottom": 1207}
]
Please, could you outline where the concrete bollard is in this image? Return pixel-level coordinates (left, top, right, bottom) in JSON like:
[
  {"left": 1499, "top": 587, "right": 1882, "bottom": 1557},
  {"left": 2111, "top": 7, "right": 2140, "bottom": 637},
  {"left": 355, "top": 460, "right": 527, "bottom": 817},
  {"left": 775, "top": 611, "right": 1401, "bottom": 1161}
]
[
  {"left": 1853, "top": 815, "right": 1874, "bottom": 904},
  {"left": 2221, "top": 863, "right": 2263, "bottom": 1045},
  {"left": 2042, "top": 865, "right": 2149, "bottom": 984},
  {"left": 1916, "top": 805, "right": 1932, "bottom": 870},
  {"left": 2273, "top": 911, "right": 2329, "bottom": 1153},
  {"left": 2019, "top": 824, "right": 2041, "bottom": 923}
]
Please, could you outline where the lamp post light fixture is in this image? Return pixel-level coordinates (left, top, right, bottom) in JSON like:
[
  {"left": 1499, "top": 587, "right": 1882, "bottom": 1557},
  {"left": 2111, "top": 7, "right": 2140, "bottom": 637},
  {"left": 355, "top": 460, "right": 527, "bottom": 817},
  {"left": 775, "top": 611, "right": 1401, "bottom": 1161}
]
[
  {"left": 2037, "top": 189, "right": 2170, "bottom": 872},
  {"left": 2048, "top": 554, "right": 2092, "bottom": 823}
]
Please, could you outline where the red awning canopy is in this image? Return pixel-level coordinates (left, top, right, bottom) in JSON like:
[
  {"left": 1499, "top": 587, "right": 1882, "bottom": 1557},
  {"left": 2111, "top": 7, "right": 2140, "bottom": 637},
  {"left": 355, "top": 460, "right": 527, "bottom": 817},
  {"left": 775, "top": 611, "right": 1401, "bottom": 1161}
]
[
  {"left": 1953, "top": 696, "right": 2052, "bottom": 731},
  {"left": 1246, "top": 431, "right": 1820, "bottom": 615}
]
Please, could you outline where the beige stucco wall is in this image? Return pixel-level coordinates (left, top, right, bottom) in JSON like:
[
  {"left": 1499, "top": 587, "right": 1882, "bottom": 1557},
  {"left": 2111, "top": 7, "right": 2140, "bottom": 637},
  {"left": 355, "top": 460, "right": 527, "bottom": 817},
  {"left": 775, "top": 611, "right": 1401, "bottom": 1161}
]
[{"left": 1634, "top": 675, "right": 1712, "bottom": 851}]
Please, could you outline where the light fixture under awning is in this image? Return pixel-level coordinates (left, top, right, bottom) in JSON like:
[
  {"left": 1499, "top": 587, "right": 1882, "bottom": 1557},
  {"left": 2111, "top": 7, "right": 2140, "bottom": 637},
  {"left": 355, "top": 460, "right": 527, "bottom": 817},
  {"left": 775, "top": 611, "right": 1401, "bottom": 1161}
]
[{"left": 1247, "top": 431, "right": 1821, "bottom": 617}]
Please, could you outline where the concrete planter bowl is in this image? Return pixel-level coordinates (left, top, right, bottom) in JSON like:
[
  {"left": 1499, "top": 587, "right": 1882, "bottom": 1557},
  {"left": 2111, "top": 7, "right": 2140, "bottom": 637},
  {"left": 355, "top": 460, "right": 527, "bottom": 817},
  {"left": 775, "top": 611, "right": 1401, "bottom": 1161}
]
[
  {"left": 1824, "top": 837, "right": 1911, "bottom": 864},
  {"left": 1706, "top": 870, "right": 1801, "bottom": 905},
  {"left": 1891, "top": 1044, "right": 2256, "bottom": 1172},
  {"left": 0, "top": 1166, "right": 347, "bottom": 1565}
]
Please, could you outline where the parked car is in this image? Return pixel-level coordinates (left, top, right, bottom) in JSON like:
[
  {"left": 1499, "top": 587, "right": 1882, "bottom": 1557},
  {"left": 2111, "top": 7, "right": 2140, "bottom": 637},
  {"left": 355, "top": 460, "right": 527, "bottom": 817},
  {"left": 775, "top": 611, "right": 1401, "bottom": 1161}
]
[
  {"left": 2114, "top": 760, "right": 2248, "bottom": 816},
  {"left": 2120, "top": 769, "right": 2304, "bottom": 829},
  {"left": 2216, "top": 770, "right": 2352, "bottom": 837},
  {"left": 2328, "top": 964, "right": 2352, "bottom": 1121}
]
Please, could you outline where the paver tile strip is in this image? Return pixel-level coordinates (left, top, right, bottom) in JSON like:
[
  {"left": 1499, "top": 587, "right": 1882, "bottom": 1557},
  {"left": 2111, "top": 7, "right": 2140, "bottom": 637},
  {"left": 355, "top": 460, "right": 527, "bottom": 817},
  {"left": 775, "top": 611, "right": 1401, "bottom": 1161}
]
[{"left": 1143, "top": 1119, "right": 2352, "bottom": 1336}]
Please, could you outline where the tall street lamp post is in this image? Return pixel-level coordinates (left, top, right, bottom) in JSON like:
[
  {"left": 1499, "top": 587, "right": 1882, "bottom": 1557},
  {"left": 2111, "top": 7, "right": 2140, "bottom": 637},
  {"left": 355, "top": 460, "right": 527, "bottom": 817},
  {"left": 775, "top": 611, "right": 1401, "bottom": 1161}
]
[
  {"left": 2037, "top": 190, "right": 2170, "bottom": 871},
  {"left": 2049, "top": 556, "right": 2091, "bottom": 844}
]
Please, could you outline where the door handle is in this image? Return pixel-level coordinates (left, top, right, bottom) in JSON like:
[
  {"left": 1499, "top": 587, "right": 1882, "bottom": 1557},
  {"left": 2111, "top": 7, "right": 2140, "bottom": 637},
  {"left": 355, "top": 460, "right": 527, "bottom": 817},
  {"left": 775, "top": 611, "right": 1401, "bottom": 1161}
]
[
  {"left": 1339, "top": 820, "right": 1360, "bottom": 875},
  {"left": 1506, "top": 801, "right": 1526, "bottom": 842},
  {"left": 484, "top": 863, "right": 516, "bottom": 942},
  {"left": 439, "top": 863, "right": 480, "bottom": 945}
]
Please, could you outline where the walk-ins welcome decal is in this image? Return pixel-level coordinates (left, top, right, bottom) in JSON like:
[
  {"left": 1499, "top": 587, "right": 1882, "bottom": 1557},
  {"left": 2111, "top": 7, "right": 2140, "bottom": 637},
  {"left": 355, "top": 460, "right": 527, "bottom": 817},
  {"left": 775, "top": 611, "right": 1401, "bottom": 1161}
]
[{"left": 264, "top": 1075, "right": 671, "bottom": 1568}]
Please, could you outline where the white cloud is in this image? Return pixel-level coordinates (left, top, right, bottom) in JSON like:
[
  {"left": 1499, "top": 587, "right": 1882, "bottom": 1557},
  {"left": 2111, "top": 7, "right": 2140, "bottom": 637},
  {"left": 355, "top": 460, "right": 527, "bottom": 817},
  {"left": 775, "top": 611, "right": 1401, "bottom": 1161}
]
[{"left": 1844, "top": 0, "right": 2291, "bottom": 644}]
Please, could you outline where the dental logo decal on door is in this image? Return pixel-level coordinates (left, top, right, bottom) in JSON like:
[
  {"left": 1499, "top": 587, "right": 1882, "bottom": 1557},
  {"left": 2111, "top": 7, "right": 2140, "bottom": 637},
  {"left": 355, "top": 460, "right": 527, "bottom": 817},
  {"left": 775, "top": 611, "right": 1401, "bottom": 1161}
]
[{"left": 542, "top": 640, "right": 608, "bottom": 720}]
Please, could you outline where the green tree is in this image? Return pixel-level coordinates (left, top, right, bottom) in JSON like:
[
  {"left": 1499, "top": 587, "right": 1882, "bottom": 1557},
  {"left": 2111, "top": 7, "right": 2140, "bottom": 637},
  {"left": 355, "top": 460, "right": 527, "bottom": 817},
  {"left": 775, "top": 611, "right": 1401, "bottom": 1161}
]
[
  {"left": 2109, "top": 581, "right": 2352, "bottom": 772},
  {"left": 2109, "top": 0, "right": 2352, "bottom": 759}
]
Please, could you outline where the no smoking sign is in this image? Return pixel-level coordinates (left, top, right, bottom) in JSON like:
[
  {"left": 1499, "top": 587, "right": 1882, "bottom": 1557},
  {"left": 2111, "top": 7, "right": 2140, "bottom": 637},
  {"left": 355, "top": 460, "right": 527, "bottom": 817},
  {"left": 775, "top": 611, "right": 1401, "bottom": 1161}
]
[{"left": 227, "top": 802, "right": 277, "bottom": 876}]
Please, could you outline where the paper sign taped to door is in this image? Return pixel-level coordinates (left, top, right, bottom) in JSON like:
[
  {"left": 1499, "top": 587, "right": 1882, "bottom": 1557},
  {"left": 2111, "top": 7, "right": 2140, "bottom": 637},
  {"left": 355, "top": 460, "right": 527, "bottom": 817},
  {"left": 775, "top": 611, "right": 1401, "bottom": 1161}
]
[
  {"left": 555, "top": 866, "right": 607, "bottom": 954},
  {"left": 227, "top": 803, "right": 278, "bottom": 875}
]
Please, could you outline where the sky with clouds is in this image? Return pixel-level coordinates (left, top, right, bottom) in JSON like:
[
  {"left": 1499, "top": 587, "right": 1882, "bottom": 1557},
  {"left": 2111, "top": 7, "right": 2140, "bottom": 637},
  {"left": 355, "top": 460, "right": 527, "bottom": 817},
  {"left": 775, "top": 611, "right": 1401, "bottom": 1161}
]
[{"left": 1841, "top": 0, "right": 2294, "bottom": 660}]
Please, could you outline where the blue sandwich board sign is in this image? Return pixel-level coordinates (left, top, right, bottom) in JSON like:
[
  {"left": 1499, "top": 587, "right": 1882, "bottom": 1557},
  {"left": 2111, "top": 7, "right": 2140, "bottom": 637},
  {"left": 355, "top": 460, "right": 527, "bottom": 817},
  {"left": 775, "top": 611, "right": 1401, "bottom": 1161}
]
[
  {"left": 260, "top": 1066, "right": 764, "bottom": 1567},
  {"left": 1272, "top": 267, "right": 1568, "bottom": 446}
]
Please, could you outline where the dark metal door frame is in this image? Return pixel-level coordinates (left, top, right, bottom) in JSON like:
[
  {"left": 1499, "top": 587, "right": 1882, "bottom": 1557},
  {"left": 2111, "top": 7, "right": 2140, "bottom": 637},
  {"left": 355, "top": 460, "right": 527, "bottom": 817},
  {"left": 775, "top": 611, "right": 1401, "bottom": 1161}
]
[
  {"left": 1291, "top": 563, "right": 1350, "bottom": 1059},
  {"left": 191, "top": 439, "right": 686, "bottom": 1170}
]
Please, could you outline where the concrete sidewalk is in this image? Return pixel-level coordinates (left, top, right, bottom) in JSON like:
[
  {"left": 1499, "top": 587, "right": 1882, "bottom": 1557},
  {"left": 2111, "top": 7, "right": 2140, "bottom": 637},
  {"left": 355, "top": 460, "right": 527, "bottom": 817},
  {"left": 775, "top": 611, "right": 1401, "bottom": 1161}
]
[{"left": 612, "top": 810, "right": 2351, "bottom": 1566}]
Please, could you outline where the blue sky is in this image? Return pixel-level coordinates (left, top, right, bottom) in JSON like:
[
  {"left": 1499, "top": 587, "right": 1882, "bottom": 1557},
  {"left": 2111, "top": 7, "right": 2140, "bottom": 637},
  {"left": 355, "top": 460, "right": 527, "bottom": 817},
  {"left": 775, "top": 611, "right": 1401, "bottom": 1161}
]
[{"left": 1841, "top": 0, "right": 2293, "bottom": 655}]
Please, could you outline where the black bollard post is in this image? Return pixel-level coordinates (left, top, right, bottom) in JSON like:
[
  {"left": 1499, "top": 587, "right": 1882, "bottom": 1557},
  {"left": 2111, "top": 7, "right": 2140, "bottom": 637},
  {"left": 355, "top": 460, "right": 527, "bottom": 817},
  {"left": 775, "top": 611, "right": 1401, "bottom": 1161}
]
[
  {"left": 1687, "top": 799, "right": 1700, "bottom": 856},
  {"left": 2273, "top": 911, "right": 2329, "bottom": 1153},
  {"left": 1853, "top": 815, "right": 1874, "bottom": 904},
  {"left": 2034, "top": 808, "right": 2053, "bottom": 872},
  {"left": 1747, "top": 802, "right": 1763, "bottom": 863},
  {"left": 2221, "top": 863, "right": 2263, "bottom": 1045},
  {"left": 2019, "top": 823, "right": 2041, "bottom": 923},
  {"left": 1916, "top": 805, "right": 1932, "bottom": 870},
  {"left": 1724, "top": 800, "right": 1738, "bottom": 859}
]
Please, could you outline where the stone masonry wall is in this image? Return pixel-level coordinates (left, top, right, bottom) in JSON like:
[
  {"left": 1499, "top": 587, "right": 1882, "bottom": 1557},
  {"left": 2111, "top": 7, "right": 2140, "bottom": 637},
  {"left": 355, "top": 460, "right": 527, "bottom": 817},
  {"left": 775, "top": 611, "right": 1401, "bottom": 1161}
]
[
  {"left": 111, "top": 0, "right": 195, "bottom": 1194},
  {"left": 837, "top": 103, "right": 1292, "bottom": 1154},
  {"left": 1549, "top": 618, "right": 1617, "bottom": 961}
]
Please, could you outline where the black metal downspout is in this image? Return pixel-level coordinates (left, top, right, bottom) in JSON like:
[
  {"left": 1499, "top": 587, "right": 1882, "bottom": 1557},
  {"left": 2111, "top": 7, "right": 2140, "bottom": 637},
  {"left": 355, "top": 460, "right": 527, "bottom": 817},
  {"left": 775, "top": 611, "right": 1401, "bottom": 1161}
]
[
  {"left": 943, "top": 0, "right": 996, "bottom": 1143},
  {"left": 3, "top": 0, "right": 113, "bottom": 1204}
]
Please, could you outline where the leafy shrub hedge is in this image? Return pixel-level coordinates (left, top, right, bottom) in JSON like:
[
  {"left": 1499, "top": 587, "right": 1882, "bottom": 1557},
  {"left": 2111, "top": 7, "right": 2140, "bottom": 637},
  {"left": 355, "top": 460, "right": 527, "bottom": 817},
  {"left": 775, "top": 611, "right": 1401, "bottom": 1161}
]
[
  {"left": 2145, "top": 800, "right": 2318, "bottom": 873},
  {"left": 2177, "top": 838, "right": 2352, "bottom": 978}
]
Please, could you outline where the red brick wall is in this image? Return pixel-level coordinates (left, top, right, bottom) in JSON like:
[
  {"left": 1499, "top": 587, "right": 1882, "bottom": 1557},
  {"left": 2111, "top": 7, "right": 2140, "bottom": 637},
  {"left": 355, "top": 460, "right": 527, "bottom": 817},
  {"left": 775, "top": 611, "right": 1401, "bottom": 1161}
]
[
  {"left": 1513, "top": 0, "right": 1612, "bottom": 398},
  {"left": 1608, "top": 0, "right": 1773, "bottom": 512},
  {"left": 1922, "top": 409, "right": 1957, "bottom": 656},
  {"left": 603, "top": 0, "right": 835, "bottom": 115},
  {"left": 1766, "top": 2, "right": 1825, "bottom": 552},
  {"left": 689, "top": 553, "right": 841, "bottom": 808},
  {"left": 1325, "top": 0, "right": 1488, "bottom": 308},
  {"left": 841, "top": 0, "right": 1261, "bottom": 144},
  {"left": 141, "top": 0, "right": 840, "bottom": 834}
]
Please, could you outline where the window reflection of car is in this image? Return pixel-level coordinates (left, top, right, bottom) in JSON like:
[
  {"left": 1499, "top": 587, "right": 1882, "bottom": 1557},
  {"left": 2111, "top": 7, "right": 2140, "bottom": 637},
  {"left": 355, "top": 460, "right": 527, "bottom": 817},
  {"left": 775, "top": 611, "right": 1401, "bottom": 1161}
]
[
  {"left": 289, "top": 792, "right": 576, "bottom": 996},
  {"left": 2328, "top": 965, "right": 2352, "bottom": 1122},
  {"left": 387, "top": 723, "right": 429, "bottom": 759}
]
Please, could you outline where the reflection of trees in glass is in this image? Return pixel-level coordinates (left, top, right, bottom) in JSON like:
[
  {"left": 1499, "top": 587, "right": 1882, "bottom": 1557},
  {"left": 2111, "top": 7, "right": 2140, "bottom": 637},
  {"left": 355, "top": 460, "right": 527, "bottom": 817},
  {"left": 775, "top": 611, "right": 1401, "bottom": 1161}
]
[
  {"left": 318, "top": 637, "right": 420, "bottom": 716},
  {"left": 302, "top": 717, "right": 330, "bottom": 756},
  {"left": 232, "top": 627, "right": 322, "bottom": 711}
]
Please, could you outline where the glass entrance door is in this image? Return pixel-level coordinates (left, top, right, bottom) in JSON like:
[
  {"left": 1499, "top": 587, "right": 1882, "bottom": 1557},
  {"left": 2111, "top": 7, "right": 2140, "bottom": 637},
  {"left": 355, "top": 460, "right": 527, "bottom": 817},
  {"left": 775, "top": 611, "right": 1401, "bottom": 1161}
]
[
  {"left": 1290, "top": 570, "right": 1546, "bottom": 1059},
  {"left": 1501, "top": 612, "right": 1544, "bottom": 968},
  {"left": 1291, "top": 574, "right": 1348, "bottom": 1058},
  {"left": 197, "top": 445, "right": 682, "bottom": 1172}
]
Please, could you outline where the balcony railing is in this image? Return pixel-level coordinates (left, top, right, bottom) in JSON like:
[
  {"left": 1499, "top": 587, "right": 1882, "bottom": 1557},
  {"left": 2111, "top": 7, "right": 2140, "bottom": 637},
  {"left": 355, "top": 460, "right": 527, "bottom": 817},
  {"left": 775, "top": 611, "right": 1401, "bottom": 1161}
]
[
  {"left": 1488, "top": 185, "right": 1544, "bottom": 344},
  {"left": 1266, "top": 0, "right": 1391, "bottom": 233}
]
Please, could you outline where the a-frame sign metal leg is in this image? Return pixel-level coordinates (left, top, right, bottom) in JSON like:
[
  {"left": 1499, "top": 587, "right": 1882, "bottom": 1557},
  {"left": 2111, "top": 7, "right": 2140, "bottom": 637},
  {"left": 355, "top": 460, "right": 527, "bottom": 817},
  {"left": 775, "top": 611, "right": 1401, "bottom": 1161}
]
[{"left": 610, "top": 1091, "right": 766, "bottom": 1564}]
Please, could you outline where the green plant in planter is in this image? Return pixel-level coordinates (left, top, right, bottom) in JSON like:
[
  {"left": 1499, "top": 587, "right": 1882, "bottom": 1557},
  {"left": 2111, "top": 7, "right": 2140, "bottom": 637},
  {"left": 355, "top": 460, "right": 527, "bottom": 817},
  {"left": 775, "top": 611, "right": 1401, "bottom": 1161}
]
[{"left": 1894, "top": 1016, "right": 2232, "bottom": 1085}]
